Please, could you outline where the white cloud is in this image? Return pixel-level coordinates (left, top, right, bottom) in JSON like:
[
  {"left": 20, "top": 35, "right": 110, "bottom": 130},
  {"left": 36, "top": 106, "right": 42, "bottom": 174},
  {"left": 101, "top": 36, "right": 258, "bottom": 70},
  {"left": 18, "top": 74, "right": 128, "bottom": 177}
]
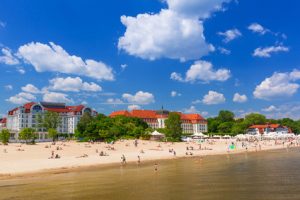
[
  {"left": 49, "top": 77, "right": 102, "bottom": 92},
  {"left": 218, "top": 28, "right": 242, "bottom": 43},
  {"left": 4, "top": 85, "right": 13, "bottom": 91},
  {"left": 171, "top": 91, "right": 181, "bottom": 97},
  {"left": 218, "top": 47, "right": 231, "bottom": 55},
  {"left": 128, "top": 104, "right": 141, "bottom": 110},
  {"left": 165, "top": 0, "right": 231, "bottom": 19},
  {"left": 81, "top": 101, "right": 88, "bottom": 105},
  {"left": 183, "top": 105, "right": 198, "bottom": 113},
  {"left": 171, "top": 60, "right": 231, "bottom": 83},
  {"left": 6, "top": 92, "right": 36, "bottom": 104},
  {"left": 118, "top": 0, "right": 230, "bottom": 61},
  {"left": 202, "top": 90, "right": 225, "bottom": 105},
  {"left": 21, "top": 84, "right": 41, "bottom": 94},
  {"left": 263, "top": 103, "right": 300, "bottom": 120},
  {"left": 121, "top": 64, "right": 128, "bottom": 70},
  {"left": 17, "top": 42, "right": 114, "bottom": 81},
  {"left": 17, "top": 67, "right": 26, "bottom": 74},
  {"left": 233, "top": 93, "right": 247, "bottom": 103},
  {"left": 106, "top": 98, "right": 124, "bottom": 105},
  {"left": 43, "top": 92, "right": 73, "bottom": 104},
  {"left": 248, "top": 23, "right": 269, "bottom": 35},
  {"left": 253, "top": 45, "right": 289, "bottom": 58},
  {"left": 262, "top": 105, "right": 279, "bottom": 112},
  {"left": 192, "top": 99, "right": 202, "bottom": 104},
  {"left": 0, "top": 47, "right": 20, "bottom": 65},
  {"left": 170, "top": 72, "right": 184, "bottom": 82},
  {"left": 253, "top": 71, "right": 300, "bottom": 100},
  {"left": 122, "top": 91, "right": 155, "bottom": 105}
]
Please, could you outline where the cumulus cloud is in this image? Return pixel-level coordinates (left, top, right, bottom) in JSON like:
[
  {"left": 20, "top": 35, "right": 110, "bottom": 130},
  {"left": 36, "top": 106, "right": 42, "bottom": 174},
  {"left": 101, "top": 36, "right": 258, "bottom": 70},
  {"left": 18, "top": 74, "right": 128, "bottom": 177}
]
[
  {"left": 202, "top": 91, "right": 225, "bottom": 105},
  {"left": 122, "top": 91, "right": 155, "bottom": 105},
  {"left": 17, "top": 42, "right": 114, "bottom": 80},
  {"left": 262, "top": 105, "right": 279, "bottom": 112},
  {"left": 17, "top": 67, "right": 26, "bottom": 74},
  {"left": 171, "top": 60, "right": 231, "bottom": 83},
  {"left": 248, "top": 23, "right": 269, "bottom": 35},
  {"left": 165, "top": 0, "right": 231, "bottom": 18},
  {"left": 128, "top": 104, "right": 141, "bottom": 110},
  {"left": 218, "top": 47, "right": 231, "bottom": 55},
  {"left": 43, "top": 92, "right": 73, "bottom": 104},
  {"left": 0, "top": 47, "right": 20, "bottom": 65},
  {"left": 6, "top": 92, "right": 36, "bottom": 104},
  {"left": 171, "top": 91, "right": 181, "bottom": 97},
  {"left": 253, "top": 45, "right": 289, "bottom": 58},
  {"left": 4, "top": 85, "right": 13, "bottom": 91},
  {"left": 183, "top": 105, "right": 198, "bottom": 113},
  {"left": 262, "top": 103, "right": 300, "bottom": 120},
  {"left": 106, "top": 98, "right": 124, "bottom": 105},
  {"left": 21, "top": 84, "right": 41, "bottom": 94},
  {"left": 233, "top": 93, "right": 247, "bottom": 103},
  {"left": 218, "top": 28, "right": 242, "bottom": 43},
  {"left": 118, "top": 0, "right": 230, "bottom": 61},
  {"left": 49, "top": 77, "right": 102, "bottom": 92},
  {"left": 253, "top": 70, "right": 300, "bottom": 100}
]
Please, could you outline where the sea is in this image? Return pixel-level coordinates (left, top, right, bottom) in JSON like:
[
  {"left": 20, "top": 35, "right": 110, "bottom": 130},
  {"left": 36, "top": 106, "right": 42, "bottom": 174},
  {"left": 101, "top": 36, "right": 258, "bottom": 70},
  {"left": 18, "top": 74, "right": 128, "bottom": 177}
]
[{"left": 1, "top": 148, "right": 300, "bottom": 200}]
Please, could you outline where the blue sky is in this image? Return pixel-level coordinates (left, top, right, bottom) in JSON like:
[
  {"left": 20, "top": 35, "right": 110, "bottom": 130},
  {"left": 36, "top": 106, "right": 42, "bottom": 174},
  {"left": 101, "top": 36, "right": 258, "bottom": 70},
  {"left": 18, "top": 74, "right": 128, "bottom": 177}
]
[{"left": 0, "top": 0, "right": 300, "bottom": 119}]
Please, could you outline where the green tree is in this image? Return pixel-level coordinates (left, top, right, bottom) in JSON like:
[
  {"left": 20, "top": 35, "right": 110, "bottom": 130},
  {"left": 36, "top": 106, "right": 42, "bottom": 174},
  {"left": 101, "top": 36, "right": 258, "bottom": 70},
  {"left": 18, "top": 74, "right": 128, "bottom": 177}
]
[
  {"left": 207, "top": 118, "right": 220, "bottom": 134},
  {"left": 38, "top": 111, "right": 61, "bottom": 131},
  {"left": 218, "top": 110, "right": 235, "bottom": 122},
  {"left": 165, "top": 112, "right": 182, "bottom": 141},
  {"left": 231, "top": 122, "right": 247, "bottom": 135},
  {"left": 244, "top": 113, "right": 266, "bottom": 127},
  {"left": 0, "top": 129, "right": 10, "bottom": 145},
  {"left": 19, "top": 128, "right": 36, "bottom": 144},
  {"left": 218, "top": 122, "right": 234, "bottom": 134},
  {"left": 75, "top": 112, "right": 94, "bottom": 138},
  {"left": 48, "top": 128, "right": 58, "bottom": 142}
]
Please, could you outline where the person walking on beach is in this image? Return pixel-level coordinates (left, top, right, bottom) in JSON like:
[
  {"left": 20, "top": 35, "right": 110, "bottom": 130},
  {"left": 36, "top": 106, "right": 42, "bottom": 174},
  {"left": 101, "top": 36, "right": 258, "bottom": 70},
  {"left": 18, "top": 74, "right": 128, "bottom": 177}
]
[
  {"left": 154, "top": 163, "right": 158, "bottom": 172},
  {"left": 121, "top": 154, "right": 126, "bottom": 165},
  {"left": 137, "top": 155, "right": 141, "bottom": 164}
]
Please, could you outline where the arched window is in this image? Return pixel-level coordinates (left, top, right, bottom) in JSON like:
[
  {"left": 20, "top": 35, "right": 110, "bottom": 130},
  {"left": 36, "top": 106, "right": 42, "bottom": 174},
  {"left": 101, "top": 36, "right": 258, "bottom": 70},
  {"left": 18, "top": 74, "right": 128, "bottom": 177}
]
[
  {"left": 32, "top": 105, "right": 42, "bottom": 113},
  {"left": 84, "top": 108, "right": 92, "bottom": 113}
]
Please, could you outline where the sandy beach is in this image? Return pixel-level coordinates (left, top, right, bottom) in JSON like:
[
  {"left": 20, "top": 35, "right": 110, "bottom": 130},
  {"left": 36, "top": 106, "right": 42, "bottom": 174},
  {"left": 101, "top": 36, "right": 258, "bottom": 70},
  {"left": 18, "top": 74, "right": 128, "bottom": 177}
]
[{"left": 0, "top": 139, "right": 296, "bottom": 177}]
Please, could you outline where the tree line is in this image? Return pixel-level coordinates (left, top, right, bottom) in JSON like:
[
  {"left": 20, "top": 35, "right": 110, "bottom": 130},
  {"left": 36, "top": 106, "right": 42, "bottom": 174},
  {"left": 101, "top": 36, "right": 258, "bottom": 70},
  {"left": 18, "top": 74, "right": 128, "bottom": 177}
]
[{"left": 207, "top": 110, "right": 300, "bottom": 136}]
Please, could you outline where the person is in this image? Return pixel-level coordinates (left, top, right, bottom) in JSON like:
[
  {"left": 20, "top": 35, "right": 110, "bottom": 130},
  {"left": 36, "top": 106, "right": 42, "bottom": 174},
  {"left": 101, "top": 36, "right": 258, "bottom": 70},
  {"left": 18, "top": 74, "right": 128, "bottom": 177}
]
[
  {"left": 134, "top": 139, "right": 138, "bottom": 147},
  {"left": 121, "top": 154, "right": 126, "bottom": 165},
  {"left": 173, "top": 151, "right": 176, "bottom": 156},
  {"left": 137, "top": 155, "right": 141, "bottom": 164},
  {"left": 154, "top": 163, "right": 158, "bottom": 171}
]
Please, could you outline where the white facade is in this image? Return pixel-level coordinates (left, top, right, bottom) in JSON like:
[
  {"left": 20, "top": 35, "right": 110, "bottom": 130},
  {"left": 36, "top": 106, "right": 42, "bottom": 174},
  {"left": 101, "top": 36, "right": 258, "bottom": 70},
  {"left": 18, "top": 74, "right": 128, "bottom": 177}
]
[{"left": 6, "top": 102, "right": 95, "bottom": 142}]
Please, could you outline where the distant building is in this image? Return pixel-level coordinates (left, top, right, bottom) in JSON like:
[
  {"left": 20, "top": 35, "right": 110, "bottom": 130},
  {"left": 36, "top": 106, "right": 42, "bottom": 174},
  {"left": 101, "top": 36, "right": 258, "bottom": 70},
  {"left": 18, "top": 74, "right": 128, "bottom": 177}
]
[
  {"left": 110, "top": 109, "right": 207, "bottom": 134},
  {"left": 0, "top": 118, "right": 7, "bottom": 130},
  {"left": 247, "top": 124, "right": 292, "bottom": 135},
  {"left": 6, "top": 102, "right": 97, "bottom": 142}
]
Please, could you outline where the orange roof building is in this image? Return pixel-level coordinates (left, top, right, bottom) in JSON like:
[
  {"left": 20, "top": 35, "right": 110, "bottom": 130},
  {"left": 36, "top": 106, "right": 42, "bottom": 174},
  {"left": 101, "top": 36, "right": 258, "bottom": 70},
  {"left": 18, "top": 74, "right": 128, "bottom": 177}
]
[
  {"left": 247, "top": 124, "right": 292, "bottom": 135},
  {"left": 110, "top": 109, "right": 207, "bottom": 134}
]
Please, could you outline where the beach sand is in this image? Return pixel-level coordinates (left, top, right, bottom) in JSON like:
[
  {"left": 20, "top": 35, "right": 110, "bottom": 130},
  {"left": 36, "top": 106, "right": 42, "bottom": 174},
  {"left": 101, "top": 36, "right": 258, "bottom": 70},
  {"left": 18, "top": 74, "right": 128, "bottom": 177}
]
[{"left": 0, "top": 139, "right": 294, "bottom": 177}]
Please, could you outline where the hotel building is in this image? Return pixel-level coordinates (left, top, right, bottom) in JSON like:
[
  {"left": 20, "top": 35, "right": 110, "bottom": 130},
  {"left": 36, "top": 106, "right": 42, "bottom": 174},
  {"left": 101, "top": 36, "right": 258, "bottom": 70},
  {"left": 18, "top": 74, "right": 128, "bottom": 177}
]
[
  {"left": 110, "top": 109, "right": 207, "bottom": 134},
  {"left": 6, "top": 102, "right": 96, "bottom": 142},
  {"left": 247, "top": 124, "right": 292, "bottom": 135}
]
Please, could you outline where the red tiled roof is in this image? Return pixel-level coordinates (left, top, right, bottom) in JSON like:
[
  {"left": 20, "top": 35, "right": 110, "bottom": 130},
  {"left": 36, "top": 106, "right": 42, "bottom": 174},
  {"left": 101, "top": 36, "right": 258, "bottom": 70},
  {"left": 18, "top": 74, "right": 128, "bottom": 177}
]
[
  {"left": 0, "top": 118, "right": 6, "bottom": 124},
  {"left": 110, "top": 110, "right": 130, "bottom": 117},
  {"left": 131, "top": 110, "right": 157, "bottom": 118},
  {"left": 67, "top": 105, "right": 85, "bottom": 112},
  {"left": 249, "top": 124, "right": 281, "bottom": 129},
  {"left": 109, "top": 110, "right": 206, "bottom": 123}
]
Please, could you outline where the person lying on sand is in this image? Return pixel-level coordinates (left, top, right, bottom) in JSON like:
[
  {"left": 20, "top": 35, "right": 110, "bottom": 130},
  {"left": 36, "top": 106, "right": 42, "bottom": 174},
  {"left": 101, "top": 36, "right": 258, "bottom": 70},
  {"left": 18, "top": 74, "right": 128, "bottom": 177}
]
[{"left": 77, "top": 154, "right": 88, "bottom": 158}]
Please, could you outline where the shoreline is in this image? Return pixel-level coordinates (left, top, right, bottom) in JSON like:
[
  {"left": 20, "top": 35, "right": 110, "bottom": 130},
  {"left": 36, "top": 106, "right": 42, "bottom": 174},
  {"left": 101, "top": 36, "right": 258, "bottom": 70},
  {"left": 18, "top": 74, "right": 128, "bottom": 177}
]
[{"left": 0, "top": 139, "right": 295, "bottom": 180}]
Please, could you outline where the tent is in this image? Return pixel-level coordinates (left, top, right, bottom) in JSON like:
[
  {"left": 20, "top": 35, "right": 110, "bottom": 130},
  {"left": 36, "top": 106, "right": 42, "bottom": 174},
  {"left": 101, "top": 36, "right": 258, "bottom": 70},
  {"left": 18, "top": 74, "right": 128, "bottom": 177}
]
[
  {"left": 150, "top": 130, "right": 165, "bottom": 141},
  {"left": 191, "top": 132, "right": 208, "bottom": 139}
]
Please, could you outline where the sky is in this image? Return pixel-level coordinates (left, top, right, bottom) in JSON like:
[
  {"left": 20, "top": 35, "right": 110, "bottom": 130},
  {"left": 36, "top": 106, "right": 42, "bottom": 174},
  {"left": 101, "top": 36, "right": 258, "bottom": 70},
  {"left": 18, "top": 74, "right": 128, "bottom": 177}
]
[{"left": 0, "top": 0, "right": 300, "bottom": 119}]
